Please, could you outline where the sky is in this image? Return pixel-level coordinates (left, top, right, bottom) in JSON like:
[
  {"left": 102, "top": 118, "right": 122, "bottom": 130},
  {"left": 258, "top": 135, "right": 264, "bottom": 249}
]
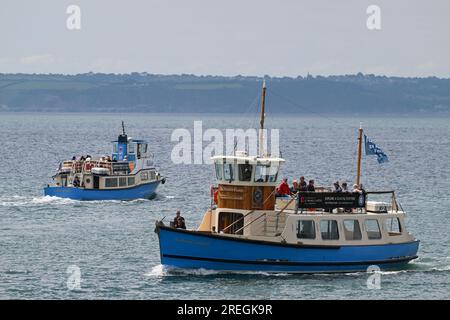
[{"left": 0, "top": 0, "right": 449, "bottom": 77}]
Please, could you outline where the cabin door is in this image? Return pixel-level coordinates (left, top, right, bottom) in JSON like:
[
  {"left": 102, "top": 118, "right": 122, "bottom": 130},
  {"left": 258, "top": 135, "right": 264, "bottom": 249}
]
[
  {"left": 218, "top": 212, "right": 244, "bottom": 235},
  {"left": 93, "top": 176, "right": 100, "bottom": 189},
  {"left": 60, "top": 175, "right": 68, "bottom": 187}
]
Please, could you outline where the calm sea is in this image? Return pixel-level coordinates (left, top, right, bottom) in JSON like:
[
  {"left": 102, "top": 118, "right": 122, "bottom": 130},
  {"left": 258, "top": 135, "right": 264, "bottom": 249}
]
[{"left": 0, "top": 112, "right": 449, "bottom": 299}]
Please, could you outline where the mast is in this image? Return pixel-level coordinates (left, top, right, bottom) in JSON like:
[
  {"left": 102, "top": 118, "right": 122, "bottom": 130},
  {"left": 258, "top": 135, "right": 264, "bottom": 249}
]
[
  {"left": 259, "top": 80, "right": 266, "bottom": 157},
  {"left": 121, "top": 120, "right": 126, "bottom": 135},
  {"left": 356, "top": 123, "right": 363, "bottom": 186}
]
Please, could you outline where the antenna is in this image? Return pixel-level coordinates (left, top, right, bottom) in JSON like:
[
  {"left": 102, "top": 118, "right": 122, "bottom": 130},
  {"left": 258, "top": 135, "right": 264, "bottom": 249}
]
[
  {"left": 259, "top": 80, "right": 267, "bottom": 157},
  {"left": 356, "top": 123, "right": 364, "bottom": 185},
  {"left": 121, "top": 121, "right": 125, "bottom": 135}
]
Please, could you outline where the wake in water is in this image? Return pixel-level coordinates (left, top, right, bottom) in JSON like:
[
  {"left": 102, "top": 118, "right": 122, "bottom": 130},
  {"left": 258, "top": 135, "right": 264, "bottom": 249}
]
[
  {"left": 145, "top": 264, "right": 290, "bottom": 278},
  {"left": 0, "top": 195, "right": 156, "bottom": 208},
  {"left": 0, "top": 195, "right": 77, "bottom": 207},
  {"left": 145, "top": 258, "right": 450, "bottom": 279}
]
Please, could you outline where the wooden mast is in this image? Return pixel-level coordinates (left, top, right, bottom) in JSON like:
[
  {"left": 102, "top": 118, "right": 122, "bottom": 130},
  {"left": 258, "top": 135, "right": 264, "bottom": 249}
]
[
  {"left": 356, "top": 123, "right": 363, "bottom": 186},
  {"left": 259, "top": 80, "right": 266, "bottom": 157}
]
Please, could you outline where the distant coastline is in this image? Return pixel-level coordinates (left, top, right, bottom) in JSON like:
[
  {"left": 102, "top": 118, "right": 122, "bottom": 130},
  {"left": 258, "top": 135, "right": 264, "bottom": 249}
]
[{"left": 1, "top": 73, "right": 449, "bottom": 115}]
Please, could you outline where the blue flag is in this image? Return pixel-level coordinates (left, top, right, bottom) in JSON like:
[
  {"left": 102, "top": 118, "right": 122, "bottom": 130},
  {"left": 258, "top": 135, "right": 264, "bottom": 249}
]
[{"left": 364, "top": 135, "right": 389, "bottom": 164}]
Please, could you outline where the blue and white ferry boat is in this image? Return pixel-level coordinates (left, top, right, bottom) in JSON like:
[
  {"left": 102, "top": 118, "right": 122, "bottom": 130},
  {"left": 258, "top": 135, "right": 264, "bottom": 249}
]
[
  {"left": 155, "top": 82, "right": 419, "bottom": 273},
  {"left": 44, "top": 122, "right": 165, "bottom": 200}
]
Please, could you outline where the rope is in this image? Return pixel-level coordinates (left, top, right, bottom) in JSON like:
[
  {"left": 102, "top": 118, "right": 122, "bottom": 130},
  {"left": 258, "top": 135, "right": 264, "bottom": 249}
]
[{"left": 267, "top": 87, "right": 352, "bottom": 128}]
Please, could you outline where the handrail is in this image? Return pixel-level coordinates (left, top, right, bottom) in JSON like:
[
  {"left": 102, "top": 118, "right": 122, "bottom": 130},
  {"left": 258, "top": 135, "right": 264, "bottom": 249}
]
[
  {"left": 219, "top": 185, "right": 277, "bottom": 233},
  {"left": 231, "top": 195, "right": 297, "bottom": 235},
  {"left": 276, "top": 195, "right": 297, "bottom": 216},
  {"left": 234, "top": 212, "right": 266, "bottom": 235},
  {"left": 221, "top": 210, "right": 254, "bottom": 233},
  {"left": 365, "top": 190, "right": 395, "bottom": 194},
  {"left": 366, "top": 190, "right": 401, "bottom": 212}
]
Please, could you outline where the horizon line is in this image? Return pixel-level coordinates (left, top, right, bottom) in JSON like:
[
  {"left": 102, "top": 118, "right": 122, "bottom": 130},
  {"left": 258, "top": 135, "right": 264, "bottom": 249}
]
[{"left": 1, "top": 72, "right": 449, "bottom": 80}]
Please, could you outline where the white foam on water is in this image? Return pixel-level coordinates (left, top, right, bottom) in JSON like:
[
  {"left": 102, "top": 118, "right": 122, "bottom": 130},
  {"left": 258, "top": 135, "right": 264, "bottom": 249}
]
[
  {"left": 32, "top": 195, "right": 76, "bottom": 204},
  {"left": 145, "top": 264, "right": 291, "bottom": 277},
  {"left": 0, "top": 195, "right": 78, "bottom": 207},
  {"left": 145, "top": 264, "right": 170, "bottom": 277},
  {"left": 431, "top": 265, "right": 450, "bottom": 272}
]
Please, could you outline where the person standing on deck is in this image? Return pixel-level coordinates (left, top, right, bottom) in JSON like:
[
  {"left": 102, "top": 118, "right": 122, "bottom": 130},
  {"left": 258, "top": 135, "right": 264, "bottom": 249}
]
[
  {"left": 290, "top": 180, "right": 299, "bottom": 194},
  {"left": 173, "top": 210, "right": 186, "bottom": 229},
  {"left": 342, "top": 182, "right": 349, "bottom": 193},
  {"left": 307, "top": 179, "right": 315, "bottom": 192},
  {"left": 333, "top": 181, "right": 342, "bottom": 192},
  {"left": 299, "top": 176, "right": 307, "bottom": 191},
  {"left": 276, "top": 177, "right": 291, "bottom": 196}
]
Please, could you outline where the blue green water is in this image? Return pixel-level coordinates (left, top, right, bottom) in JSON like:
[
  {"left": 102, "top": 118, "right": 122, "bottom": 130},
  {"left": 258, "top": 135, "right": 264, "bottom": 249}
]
[{"left": 0, "top": 113, "right": 449, "bottom": 299}]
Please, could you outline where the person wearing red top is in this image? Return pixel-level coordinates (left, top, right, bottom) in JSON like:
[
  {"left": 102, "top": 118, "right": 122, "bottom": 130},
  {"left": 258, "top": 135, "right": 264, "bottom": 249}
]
[{"left": 276, "top": 177, "right": 291, "bottom": 196}]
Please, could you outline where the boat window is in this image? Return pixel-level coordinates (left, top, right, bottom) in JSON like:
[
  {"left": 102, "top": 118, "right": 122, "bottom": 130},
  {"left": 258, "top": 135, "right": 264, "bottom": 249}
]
[
  {"left": 215, "top": 163, "right": 223, "bottom": 180},
  {"left": 296, "top": 220, "right": 316, "bottom": 239},
  {"left": 223, "top": 163, "right": 234, "bottom": 181},
  {"left": 119, "top": 177, "right": 127, "bottom": 187},
  {"left": 365, "top": 219, "right": 382, "bottom": 240},
  {"left": 268, "top": 162, "right": 279, "bottom": 182},
  {"left": 105, "top": 178, "right": 118, "bottom": 188},
  {"left": 254, "top": 162, "right": 279, "bottom": 182},
  {"left": 238, "top": 163, "right": 253, "bottom": 182},
  {"left": 150, "top": 170, "right": 156, "bottom": 180},
  {"left": 137, "top": 144, "right": 143, "bottom": 159},
  {"left": 128, "top": 177, "right": 135, "bottom": 186},
  {"left": 320, "top": 220, "right": 339, "bottom": 240},
  {"left": 141, "top": 171, "right": 149, "bottom": 181},
  {"left": 343, "top": 220, "right": 362, "bottom": 240},
  {"left": 113, "top": 144, "right": 118, "bottom": 154},
  {"left": 385, "top": 217, "right": 402, "bottom": 236},
  {"left": 128, "top": 143, "right": 135, "bottom": 153}
]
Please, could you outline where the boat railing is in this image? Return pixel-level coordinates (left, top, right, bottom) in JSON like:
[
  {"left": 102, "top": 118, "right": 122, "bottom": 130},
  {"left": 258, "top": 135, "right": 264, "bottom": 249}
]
[
  {"left": 220, "top": 184, "right": 278, "bottom": 234},
  {"left": 365, "top": 190, "right": 401, "bottom": 212},
  {"left": 273, "top": 195, "right": 297, "bottom": 232},
  {"left": 234, "top": 212, "right": 267, "bottom": 235},
  {"left": 222, "top": 210, "right": 255, "bottom": 233}
]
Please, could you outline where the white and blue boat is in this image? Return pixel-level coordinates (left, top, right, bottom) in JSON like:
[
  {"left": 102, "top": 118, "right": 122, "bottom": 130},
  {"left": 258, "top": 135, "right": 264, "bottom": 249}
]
[
  {"left": 155, "top": 82, "right": 419, "bottom": 273},
  {"left": 44, "top": 122, "right": 165, "bottom": 200}
]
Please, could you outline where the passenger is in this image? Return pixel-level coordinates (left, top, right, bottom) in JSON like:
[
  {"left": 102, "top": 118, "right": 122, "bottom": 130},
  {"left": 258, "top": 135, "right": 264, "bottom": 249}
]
[
  {"left": 73, "top": 176, "right": 80, "bottom": 187},
  {"left": 352, "top": 184, "right": 360, "bottom": 193},
  {"left": 80, "top": 155, "right": 86, "bottom": 161},
  {"left": 306, "top": 179, "right": 315, "bottom": 192},
  {"left": 358, "top": 183, "right": 366, "bottom": 194},
  {"left": 85, "top": 155, "right": 92, "bottom": 161},
  {"left": 173, "top": 210, "right": 186, "bottom": 229},
  {"left": 299, "top": 176, "right": 307, "bottom": 191},
  {"left": 276, "top": 177, "right": 291, "bottom": 196},
  {"left": 333, "top": 181, "right": 342, "bottom": 192},
  {"left": 342, "top": 182, "right": 349, "bottom": 193},
  {"left": 290, "top": 180, "right": 299, "bottom": 194},
  {"left": 211, "top": 226, "right": 216, "bottom": 233},
  {"left": 342, "top": 182, "right": 351, "bottom": 212},
  {"left": 72, "top": 156, "right": 76, "bottom": 161}
]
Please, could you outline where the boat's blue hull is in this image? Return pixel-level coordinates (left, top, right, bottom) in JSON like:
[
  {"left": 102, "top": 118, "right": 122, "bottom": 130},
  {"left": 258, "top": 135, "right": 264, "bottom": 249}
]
[
  {"left": 155, "top": 225, "right": 419, "bottom": 273},
  {"left": 44, "top": 181, "right": 160, "bottom": 200}
]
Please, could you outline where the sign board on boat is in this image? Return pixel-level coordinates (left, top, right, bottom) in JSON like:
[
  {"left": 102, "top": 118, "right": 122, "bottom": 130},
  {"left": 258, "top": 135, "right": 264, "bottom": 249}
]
[{"left": 297, "top": 192, "right": 366, "bottom": 209}]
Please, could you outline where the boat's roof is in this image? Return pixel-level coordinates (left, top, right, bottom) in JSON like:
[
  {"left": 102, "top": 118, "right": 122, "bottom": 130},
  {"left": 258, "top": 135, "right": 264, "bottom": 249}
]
[
  {"left": 111, "top": 139, "right": 148, "bottom": 143},
  {"left": 211, "top": 154, "right": 285, "bottom": 164}
]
